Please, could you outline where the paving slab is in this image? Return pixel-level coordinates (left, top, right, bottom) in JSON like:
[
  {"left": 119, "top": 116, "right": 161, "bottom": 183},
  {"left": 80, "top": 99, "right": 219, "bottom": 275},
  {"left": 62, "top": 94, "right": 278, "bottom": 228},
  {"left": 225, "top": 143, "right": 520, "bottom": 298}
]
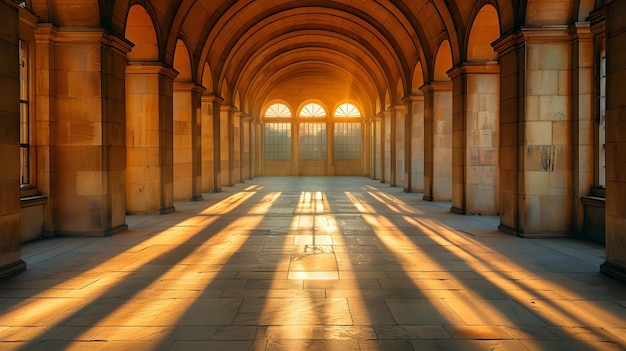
[{"left": 1, "top": 176, "right": 624, "bottom": 350}]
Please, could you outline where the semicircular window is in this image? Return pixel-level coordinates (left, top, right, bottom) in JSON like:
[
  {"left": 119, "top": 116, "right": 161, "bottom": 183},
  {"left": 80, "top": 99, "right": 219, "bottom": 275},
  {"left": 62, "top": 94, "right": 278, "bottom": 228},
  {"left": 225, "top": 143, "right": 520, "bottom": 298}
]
[
  {"left": 334, "top": 103, "right": 361, "bottom": 118},
  {"left": 264, "top": 103, "right": 292, "bottom": 118},
  {"left": 300, "top": 103, "right": 326, "bottom": 118}
]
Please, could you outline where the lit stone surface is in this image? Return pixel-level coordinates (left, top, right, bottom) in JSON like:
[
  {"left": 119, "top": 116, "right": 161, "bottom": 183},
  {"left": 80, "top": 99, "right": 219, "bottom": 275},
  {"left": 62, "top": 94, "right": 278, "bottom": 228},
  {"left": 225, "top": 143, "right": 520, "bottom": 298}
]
[{"left": 1, "top": 177, "right": 624, "bottom": 350}]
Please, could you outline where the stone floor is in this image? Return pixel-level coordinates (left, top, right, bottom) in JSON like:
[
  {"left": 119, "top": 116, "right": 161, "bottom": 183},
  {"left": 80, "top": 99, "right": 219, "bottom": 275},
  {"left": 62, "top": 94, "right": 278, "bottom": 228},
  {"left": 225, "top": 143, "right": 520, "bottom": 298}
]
[{"left": 0, "top": 176, "right": 625, "bottom": 351}]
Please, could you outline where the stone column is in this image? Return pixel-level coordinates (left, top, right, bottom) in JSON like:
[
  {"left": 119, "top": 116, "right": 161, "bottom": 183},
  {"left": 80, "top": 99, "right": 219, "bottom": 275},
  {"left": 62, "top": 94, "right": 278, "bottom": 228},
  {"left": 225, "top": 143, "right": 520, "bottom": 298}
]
[
  {"left": 126, "top": 63, "right": 177, "bottom": 214},
  {"left": 0, "top": 0, "right": 26, "bottom": 277},
  {"left": 374, "top": 114, "right": 383, "bottom": 181},
  {"left": 384, "top": 109, "right": 392, "bottom": 184},
  {"left": 404, "top": 95, "right": 424, "bottom": 192},
  {"left": 393, "top": 104, "right": 405, "bottom": 188},
  {"left": 173, "top": 82, "right": 204, "bottom": 201},
  {"left": 241, "top": 113, "right": 251, "bottom": 181},
  {"left": 570, "top": 22, "right": 595, "bottom": 235},
  {"left": 231, "top": 110, "right": 242, "bottom": 184},
  {"left": 220, "top": 105, "right": 234, "bottom": 187},
  {"left": 362, "top": 118, "right": 372, "bottom": 178},
  {"left": 421, "top": 82, "right": 453, "bottom": 201},
  {"left": 327, "top": 120, "right": 335, "bottom": 175},
  {"left": 34, "top": 24, "right": 57, "bottom": 233},
  {"left": 601, "top": 0, "right": 626, "bottom": 281},
  {"left": 201, "top": 94, "right": 222, "bottom": 192},
  {"left": 448, "top": 63, "right": 500, "bottom": 215},
  {"left": 48, "top": 29, "right": 131, "bottom": 234},
  {"left": 493, "top": 27, "right": 574, "bottom": 237}
]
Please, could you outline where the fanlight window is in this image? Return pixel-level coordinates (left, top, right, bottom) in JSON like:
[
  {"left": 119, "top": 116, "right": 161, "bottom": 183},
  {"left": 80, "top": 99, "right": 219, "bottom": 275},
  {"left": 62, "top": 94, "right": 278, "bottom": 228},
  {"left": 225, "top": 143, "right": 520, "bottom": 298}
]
[
  {"left": 300, "top": 103, "right": 326, "bottom": 117},
  {"left": 264, "top": 103, "right": 292, "bottom": 118},
  {"left": 334, "top": 103, "right": 361, "bottom": 117}
]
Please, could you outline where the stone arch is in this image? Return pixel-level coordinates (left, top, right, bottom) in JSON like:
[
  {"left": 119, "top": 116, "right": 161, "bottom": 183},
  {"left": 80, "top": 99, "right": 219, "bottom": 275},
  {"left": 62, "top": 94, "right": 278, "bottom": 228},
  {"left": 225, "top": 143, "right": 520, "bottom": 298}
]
[
  {"left": 201, "top": 62, "right": 214, "bottom": 93},
  {"left": 434, "top": 40, "right": 453, "bottom": 81},
  {"left": 173, "top": 38, "right": 192, "bottom": 81},
  {"left": 221, "top": 79, "right": 230, "bottom": 105},
  {"left": 411, "top": 62, "right": 425, "bottom": 95},
  {"left": 125, "top": 4, "right": 159, "bottom": 62},
  {"left": 467, "top": 4, "right": 500, "bottom": 62}
]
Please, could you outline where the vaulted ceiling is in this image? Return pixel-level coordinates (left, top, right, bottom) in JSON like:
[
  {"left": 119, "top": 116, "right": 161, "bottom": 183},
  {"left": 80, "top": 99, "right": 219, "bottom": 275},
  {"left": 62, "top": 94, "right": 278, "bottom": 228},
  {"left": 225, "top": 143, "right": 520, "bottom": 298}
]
[{"left": 28, "top": 0, "right": 597, "bottom": 115}]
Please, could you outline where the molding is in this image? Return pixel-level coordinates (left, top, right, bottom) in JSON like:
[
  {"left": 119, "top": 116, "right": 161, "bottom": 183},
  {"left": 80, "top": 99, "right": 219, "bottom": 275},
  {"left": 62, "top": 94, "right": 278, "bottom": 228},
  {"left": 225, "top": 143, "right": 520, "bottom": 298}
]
[
  {"left": 0, "top": 260, "right": 27, "bottom": 279},
  {"left": 600, "top": 262, "right": 626, "bottom": 283}
]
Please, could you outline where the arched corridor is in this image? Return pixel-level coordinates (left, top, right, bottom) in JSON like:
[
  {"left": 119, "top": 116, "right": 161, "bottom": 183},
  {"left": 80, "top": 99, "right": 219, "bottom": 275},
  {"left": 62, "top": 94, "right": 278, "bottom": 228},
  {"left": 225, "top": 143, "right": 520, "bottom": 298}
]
[
  {"left": 1, "top": 177, "right": 625, "bottom": 350},
  {"left": 1, "top": 0, "right": 626, "bottom": 348}
]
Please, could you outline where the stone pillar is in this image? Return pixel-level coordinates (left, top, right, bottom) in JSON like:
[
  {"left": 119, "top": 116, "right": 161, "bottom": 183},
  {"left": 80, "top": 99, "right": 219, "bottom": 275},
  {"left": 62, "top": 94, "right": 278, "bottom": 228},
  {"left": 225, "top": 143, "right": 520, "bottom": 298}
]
[
  {"left": 421, "top": 82, "right": 453, "bottom": 201},
  {"left": 233, "top": 110, "right": 241, "bottom": 184},
  {"left": 601, "top": 0, "right": 626, "bottom": 281},
  {"left": 34, "top": 24, "right": 57, "bottom": 233},
  {"left": 0, "top": 0, "right": 26, "bottom": 277},
  {"left": 173, "top": 82, "right": 204, "bottom": 201},
  {"left": 493, "top": 27, "right": 574, "bottom": 237},
  {"left": 48, "top": 29, "right": 131, "bottom": 234},
  {"left": 570, "top": 22, "right": 595, "bottom": 235},
  {"left": 387, "top": 107, "right": 396, "bottom": 186},
  {"left": 363, "top": 118, "right": 372, "bottom": 178},
  {"left": 220, "top": 105, "right": 234, "bottom": 187},
  {"left": 380, "top": 109, "right": 396, "bottom": 186},
  {"left": 201, "top": 94, "right": 222, "bottom": 192},
  {"left": 449, "top": 63, "right": 500, "bottom": 215},
  {"left": 374, "top": 114, "right": 383, "bottom": 181},
  {"left": 327, "top": 120, "right": 335, "bottom": 175},
  {"left": 393, "top": 104, "right": 405, "bottom": 188},
  {"left": 405, "top": 95, "right": 424, "bottom": 192},
  {"left": 126, "top": 63, "right": 177, "bottom": 214},
  {"left": 241, "top": 113, "right": 251, "bottom": 180}
]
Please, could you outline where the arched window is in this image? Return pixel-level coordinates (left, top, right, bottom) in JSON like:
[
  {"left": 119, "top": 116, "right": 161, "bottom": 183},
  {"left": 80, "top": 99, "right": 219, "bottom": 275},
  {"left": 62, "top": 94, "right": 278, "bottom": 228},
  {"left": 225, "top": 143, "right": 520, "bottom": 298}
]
[
  {"left": 300, "top": 102, "right": 326, "bottom": 117},
  {"left": 264, "top": 103, "right": 292, "bottom": 118},
  {"left": 263, "top": 102, "right": 293, "bottom": 160},
  {"left": 334, "top": 103, "right": 361, "bottom": 117},
  {"left": 333, "top": 103, "right": 362, "bottom": 160}
]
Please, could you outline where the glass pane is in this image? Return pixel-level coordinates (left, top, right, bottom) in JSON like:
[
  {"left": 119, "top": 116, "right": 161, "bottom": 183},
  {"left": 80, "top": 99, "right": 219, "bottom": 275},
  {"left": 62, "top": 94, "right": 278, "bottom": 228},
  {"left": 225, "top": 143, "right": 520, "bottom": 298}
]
[
  {"left": 264, "top": 123, "right": 292, "bottom": 160},
  {"left": 299, "top": 123, "right": 326, "bottom": 159},
  {"left": 334, "top": 122, "right": 361, "bottom": 159},
  {"left": 264, "top": 103, "right": 292, "bottom": 118},
  {"left": 334, "top": 103, "right": 361, "bottom": 117},
  {"left": 300, "top": 103, "right": 326, "bottom": 117},
  {"left": 20, "top": 103, "right": 29, "bottom": 144}
]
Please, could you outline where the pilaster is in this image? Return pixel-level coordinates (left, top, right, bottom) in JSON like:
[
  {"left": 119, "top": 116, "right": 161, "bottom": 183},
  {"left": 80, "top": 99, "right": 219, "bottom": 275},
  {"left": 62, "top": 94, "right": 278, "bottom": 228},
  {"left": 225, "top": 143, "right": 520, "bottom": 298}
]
[
  {"left": 173, "top": 81, "right": 205, "bottom": 201},
  {"left": 448, "top": 63, "right": 500, "bottom": 215},
  {"left": 420, "top": 82, "right": 453, "bottom": 201},
  {"left": 570, "top": 22, "right": 595, "bottom": 237},
  {"left": 0, "top": 0, "right": 26, "bottom": 277},
  {"left": 493, "top": 26, "right": 574, "bottom": 237},
  {"left": 50, "top": 28, "right": 132, "bottom": 234},
  {"left": 125, "top": 63, "right": 178, "bottom": 214},
  {"left": 601, "top": 0, "right": 626, "bottom": 281},
  {"left": 403, "top": 95, "right": 424, "bottom": 193}
]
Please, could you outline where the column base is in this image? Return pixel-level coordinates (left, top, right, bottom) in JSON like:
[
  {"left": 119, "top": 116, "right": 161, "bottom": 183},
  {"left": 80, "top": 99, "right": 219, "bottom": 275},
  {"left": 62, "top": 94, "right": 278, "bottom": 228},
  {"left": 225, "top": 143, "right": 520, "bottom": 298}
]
[
  {"left": 423, "top": 195, "right": 433, "bottom": 201},
  {"left": 191, "top": 195, "right": 204, "bottom": 201},
  {"left": 57, "top": 224, "right": 129, "bottom": 237},
  {"left": 600, "top": 262, "right": 626, "bottom": 283},
  {"left": 159, "top": 206, "right": 176, "bottom": 214},
  {"left": 0, "top": 260, "right": 27, "bottom": 279},
  {"left": 450, "top": 206, "right": 466, "bottom": 215},
  {"left": 498, "top": 223, "right": 519, "bottom": 236}
]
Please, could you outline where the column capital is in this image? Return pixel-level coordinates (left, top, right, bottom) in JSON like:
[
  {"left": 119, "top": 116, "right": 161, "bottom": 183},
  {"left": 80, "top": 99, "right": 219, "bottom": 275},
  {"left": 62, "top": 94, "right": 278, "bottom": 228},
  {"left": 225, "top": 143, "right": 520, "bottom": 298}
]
[
  {"left": 125, "top": 62, "right": 179, "bottom": 80},
  {"left": 201, "top": 94, "right": 224, "bottom": 104},
  {"left": 402, "top": 94, "right": 424, "bottom": 104},
  {"left": 447, "top": 62, "right": 500, "bottom": 80},
  {"left": 492, "top": 25, "right": 572, "bottom": 55},
  {"left": 174, "top": 81, "right": 207, "bottom": 94},
  {"left": 221, "top": 104, "right": 238, "bottom": 113},
  {"left": 419, "top": 80, "right": 452, "bottom": 94}
]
